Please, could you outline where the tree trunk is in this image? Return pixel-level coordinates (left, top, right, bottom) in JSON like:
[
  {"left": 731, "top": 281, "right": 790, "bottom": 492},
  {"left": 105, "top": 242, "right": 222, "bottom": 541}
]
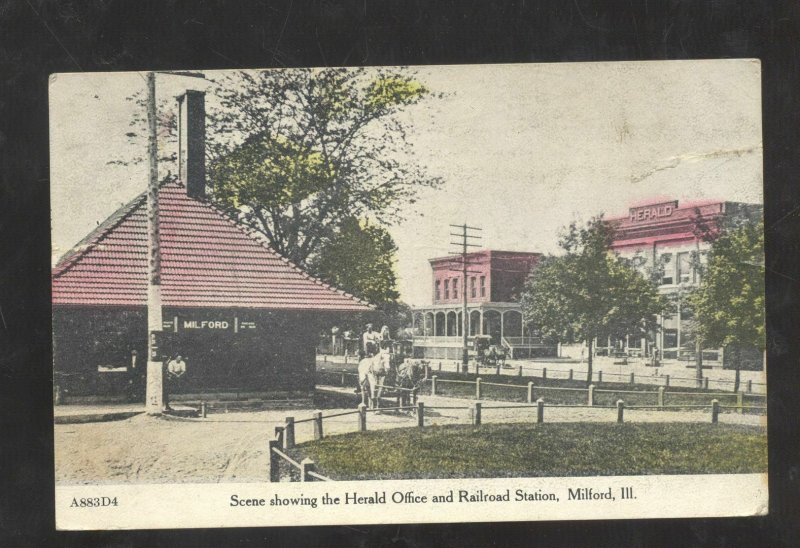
[
  {"left": 586, "top": 338, "right": 593, "bottom": 386},
  {"left": 733, "top": 346, "right": 741, "bottom": 393},
  {"left": 695, "top": 338, "right": 703, "bottom": 389}
]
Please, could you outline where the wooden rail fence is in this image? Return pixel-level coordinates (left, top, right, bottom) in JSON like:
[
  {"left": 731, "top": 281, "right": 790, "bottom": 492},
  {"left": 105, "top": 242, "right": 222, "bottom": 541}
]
[{"left": 267, "top": 395, "right": 765, "bottom": 482}]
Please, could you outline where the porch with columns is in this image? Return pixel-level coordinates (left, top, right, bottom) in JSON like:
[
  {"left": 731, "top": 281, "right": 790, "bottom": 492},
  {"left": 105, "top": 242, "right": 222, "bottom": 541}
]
[{"left": 410, "top": 303, "right": 555, "bottom": 360}]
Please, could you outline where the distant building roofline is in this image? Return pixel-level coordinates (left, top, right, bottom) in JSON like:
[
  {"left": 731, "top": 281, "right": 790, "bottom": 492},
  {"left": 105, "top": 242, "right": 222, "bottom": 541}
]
[{"left": 428, "top": 249, "right": 542, "bottom": 264}]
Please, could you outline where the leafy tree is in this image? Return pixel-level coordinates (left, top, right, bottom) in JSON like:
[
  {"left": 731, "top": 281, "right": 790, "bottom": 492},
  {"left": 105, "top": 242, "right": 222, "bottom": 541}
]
[
  {"left": 117, "top": 68, "right": 442, "bottom": 287},
  {"left": 521, "top": 217, "right": 667, "bottom": 385},
  {"left": 208, "top": 68, "right": 442, "bottom": 268},
  {"left": 308, "top": 217, "right": 400, "bottom": 308},
  {"left": 687, "top": 219, "right": 765, "bottom": 391}
]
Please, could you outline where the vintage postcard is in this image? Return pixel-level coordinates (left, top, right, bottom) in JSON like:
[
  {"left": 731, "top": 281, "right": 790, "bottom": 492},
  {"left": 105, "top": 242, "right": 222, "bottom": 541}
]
[{"left": 50, "top": 60, "right": 767, "bottom": 530}]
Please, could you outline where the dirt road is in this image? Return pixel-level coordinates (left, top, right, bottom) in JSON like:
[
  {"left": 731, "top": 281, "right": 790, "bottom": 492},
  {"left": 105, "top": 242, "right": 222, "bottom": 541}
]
[{"left": 55, "top": 389, "right": 765, "bottom": 485}]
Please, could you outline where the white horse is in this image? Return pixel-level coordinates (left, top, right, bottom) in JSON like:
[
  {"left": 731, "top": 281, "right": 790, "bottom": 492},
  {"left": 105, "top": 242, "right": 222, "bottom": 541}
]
[{"left": 358, "top": 349, "right": 392, "bottom": 409}]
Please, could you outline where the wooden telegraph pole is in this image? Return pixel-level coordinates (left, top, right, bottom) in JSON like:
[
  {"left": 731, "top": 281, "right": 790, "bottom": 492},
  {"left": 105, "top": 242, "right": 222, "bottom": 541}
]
[
  {"left": 143, "top": 71, "right": 206, "bottom": 415},
  {"left": 145, "top": 71, "right": 164, "bottom": 415},
  {"left": 449, "top": 224, "right": 481, "bottom": 373}
]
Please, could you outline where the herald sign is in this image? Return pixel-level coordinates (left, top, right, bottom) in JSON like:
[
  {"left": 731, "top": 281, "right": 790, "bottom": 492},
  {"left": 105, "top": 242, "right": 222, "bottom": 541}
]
[{"left": 628, "top": 200, "right": 678, "bottom": 222}]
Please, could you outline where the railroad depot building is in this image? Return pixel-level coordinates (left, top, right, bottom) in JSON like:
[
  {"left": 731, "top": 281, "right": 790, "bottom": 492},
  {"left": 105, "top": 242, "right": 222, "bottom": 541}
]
[
  {"left": 605, "top": 198, "right": 763, "bottom": 369},
  {"left": 52, "top": 91, "right": 371, "bottom": 403},
  {"left": 410, "top": 250, "right": 558, "bottom": 360}
]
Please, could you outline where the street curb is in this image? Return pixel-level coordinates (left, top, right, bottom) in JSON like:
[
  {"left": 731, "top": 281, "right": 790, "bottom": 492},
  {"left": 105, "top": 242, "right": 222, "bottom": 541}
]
[{"left": 54, "top": 411, "right": 144, "bottom": 424}]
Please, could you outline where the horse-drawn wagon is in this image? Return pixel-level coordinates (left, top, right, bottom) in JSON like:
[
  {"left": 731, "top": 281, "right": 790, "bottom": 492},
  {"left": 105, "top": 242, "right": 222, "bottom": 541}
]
[{"left": 357, "top": 346, "right": 428, "bottom": 411}]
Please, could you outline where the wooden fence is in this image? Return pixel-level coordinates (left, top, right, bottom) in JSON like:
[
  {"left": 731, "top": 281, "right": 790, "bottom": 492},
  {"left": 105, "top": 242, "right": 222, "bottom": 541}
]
[
  {"left": 269, "top": 418, "right": 332, "bottom": 483},
  {"left": 427, "top": 375, "right": 766, "bottom": 414},
  {"left": 267, "top": 394, "right": 765, "bottom": 482},
  {"left": 383, "top": 359, "right": 767, "bottom": 394},
  {"left": 317, "top": 361, "right": 766, "bottom": 395}
]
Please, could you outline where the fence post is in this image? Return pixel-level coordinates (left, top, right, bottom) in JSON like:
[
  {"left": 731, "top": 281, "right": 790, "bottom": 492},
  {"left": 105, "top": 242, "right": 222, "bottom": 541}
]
[
  {"left": 476, "top": 377, "right": 482, "bottom": 399},
  {"left": 629, "top": 372, "right": 635, "bottom": 385},
  {"left": 344, "top": 355, "right": 348, "bottom": 365},
  {"left": 313, "top": 411, "right": 324, "bottom": 440},
  {"left": 665, "top": 374, "right": 670, "bottom": 388},
  {"left": 472, "top": 402, "right": 482, "bottom": 425},
  {"left": 527, "top": 382, "right": 534, "bottom": 404},
  {"left": 341, "top": 372, "right": 346, "bottom": 386},
  {"left": 200, "top": 401, "right": 207, "bottom": 418},
  {"left": 358, "top": 403, "right": 367, "bottom": 432},
  {"left": 598, "top": 370, "right": 603, "bottom": 383},
  {"left": 747, "top": 380, "right": 752, "bottom": 393},
  {"left": 300, "top": 458, "right": 316, "bottom": 482},
  {"left": 737, "top": 391, "right": 744, "bottom": 414},
  {"left": 431, "top": 375, "right": 438, "bottom": 396},
  {"left": 268, "top": 439, "right": 281, "bottom": 482},
  {"left": 542, "top": 367, "right": 547, "bottom": 380},
  {"left": 588, "top": 384, "right": 594, "bottom": 406},
  {"left": 658, "top": 386, "right": 665, "bottom": 408},
  {"left": 284, "top": 417, "right": 295, "bottom": 450},
  {"left": 711, "top": 399, "right": 719, "bottom": 423},
  {"left": 617, "top": 400, "right": 625, "bottom": 423},
  {"left": 537, "top": 398, "right": 545, "bottom": 423},
  {"left": 417, "top": 401, "right": 425, "bottom": 428},
  {"left": 438, "top": 361, "right": 442, "bottom": 371},
  {"left": 518, "top": 366, "right": 523, "bottom": 377},
  {"left": 569, "top": 369, "right": 573, "bottom": 381}
]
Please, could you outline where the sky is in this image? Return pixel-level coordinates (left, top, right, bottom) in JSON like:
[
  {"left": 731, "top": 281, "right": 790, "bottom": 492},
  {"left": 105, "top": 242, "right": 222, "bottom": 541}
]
[{"left": 50, "top": 60, "right": 763, "bottom": 307}]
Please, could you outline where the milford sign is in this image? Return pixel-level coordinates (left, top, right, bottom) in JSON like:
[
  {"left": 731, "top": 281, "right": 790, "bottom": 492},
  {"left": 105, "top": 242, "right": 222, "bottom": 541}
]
[
  {"left": 629, "top": 200, "right": 678, "bottom": 222},
  {"left": 162, "top": 316, "right": 256, "bottom": 333}
]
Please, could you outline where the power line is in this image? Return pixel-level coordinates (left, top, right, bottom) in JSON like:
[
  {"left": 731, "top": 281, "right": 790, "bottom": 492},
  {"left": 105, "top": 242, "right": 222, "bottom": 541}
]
[{"left": 447, "top": 223, "right": 482, "bottom": 370}]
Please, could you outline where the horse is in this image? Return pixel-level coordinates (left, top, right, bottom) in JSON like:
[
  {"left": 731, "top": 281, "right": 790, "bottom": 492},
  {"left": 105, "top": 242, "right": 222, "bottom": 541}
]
[
  {"left": 358, "top": 349, "right": 393, "bottom": 409},
  {"left": 394, "top": 359, "right": 428, "bottom": 408}
]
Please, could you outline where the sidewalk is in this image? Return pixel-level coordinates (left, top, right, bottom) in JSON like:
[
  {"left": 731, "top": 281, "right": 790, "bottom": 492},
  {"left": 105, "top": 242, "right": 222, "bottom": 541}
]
[
  {"left": 319, "top": 351, "right": 767, "bottom": 394},
  {"left": 54, "top": 403, "right": 145, "bottom": 424}
]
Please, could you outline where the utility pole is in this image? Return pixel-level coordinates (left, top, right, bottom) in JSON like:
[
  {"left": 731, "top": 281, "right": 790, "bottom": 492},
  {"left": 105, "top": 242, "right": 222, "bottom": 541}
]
[
  {"left": 143, "top": 71, "right": 206, "bottom": 415},
  {"left": 145, "top": 71, "right": 164, "bottom": 415},
  {"left": 449, "top": 224, "right": 481, "bottom": 373}
]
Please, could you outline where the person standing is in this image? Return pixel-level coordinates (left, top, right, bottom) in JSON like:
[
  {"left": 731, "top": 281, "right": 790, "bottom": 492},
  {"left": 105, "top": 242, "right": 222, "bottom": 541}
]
[
  {"left": 379, "top": 325, "right": 392, "bottom": 350},
  {"left": 164, "top": 354, "right": 187, "bottom": 411}
]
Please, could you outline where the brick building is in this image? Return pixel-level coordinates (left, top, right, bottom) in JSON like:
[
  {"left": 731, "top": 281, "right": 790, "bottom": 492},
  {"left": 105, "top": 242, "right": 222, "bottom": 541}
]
[
  {"left": 606, "top": 198, "right": 762, "bottom": 368},
  {"left": 411, "top": 250, "right": 557, "bottom": 359}
]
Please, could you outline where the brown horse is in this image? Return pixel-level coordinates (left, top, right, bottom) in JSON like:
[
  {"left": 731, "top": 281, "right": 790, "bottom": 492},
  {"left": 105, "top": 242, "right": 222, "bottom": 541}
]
[{"left": 394, "top": 360, "right": 428, "bottom": 407}]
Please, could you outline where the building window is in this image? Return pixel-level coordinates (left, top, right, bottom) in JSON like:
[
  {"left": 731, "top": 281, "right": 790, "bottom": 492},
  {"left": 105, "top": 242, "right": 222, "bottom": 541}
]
[
  {"left": 435, "top": 280, "right": 440, "bottom": 301},
  {"left": 453, "top": 278, "right": 459, "bottom": 300},
  {"left": 677, "top": 252, "right": 691, "bottom": 284},
  {"left": 480, "top": 276, "right": 486, "bottom": 297},
  {"left": 444, "top": 279, "right": 450, "bottom": 300},
  {"left": 660, "top": 253, "right": 673, "bottom": 285},
  {"left": 696, "top": 251, "right": 708, "bottom": 283},
  {"left": 663, "top": 328, "right": 678, "bottom": 349},
  {"left": 470, "top": 277, "right": 476, "bottom": 298}
]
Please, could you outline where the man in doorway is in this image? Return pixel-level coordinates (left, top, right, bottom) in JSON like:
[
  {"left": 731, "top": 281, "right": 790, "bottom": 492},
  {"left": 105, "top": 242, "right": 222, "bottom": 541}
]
[{"left": 164, "top": 354, "right": 187, "bottom": 411}]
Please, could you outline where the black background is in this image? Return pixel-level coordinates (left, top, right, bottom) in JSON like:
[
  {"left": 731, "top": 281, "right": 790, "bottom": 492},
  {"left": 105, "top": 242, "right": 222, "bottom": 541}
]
[{"left": 1, "top": 0, "right": 799, "bottom": 546}]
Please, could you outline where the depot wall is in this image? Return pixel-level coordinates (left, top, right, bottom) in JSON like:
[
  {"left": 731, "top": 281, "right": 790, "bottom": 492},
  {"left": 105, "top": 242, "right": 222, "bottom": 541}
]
[{"left": 52, "top": 306, "right": 322, "bottom": 402}]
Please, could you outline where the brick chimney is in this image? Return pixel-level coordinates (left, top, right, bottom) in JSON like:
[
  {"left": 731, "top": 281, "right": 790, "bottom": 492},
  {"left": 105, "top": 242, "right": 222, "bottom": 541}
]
[{"left": 177, "top": 90, "right": 206, "bottom": 199}]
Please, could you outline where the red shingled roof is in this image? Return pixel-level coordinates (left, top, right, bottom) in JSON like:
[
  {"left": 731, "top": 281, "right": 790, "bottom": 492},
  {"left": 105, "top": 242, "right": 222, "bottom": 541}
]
[{"left": 52, "top": 180, "right": 373, "bottom": 311}]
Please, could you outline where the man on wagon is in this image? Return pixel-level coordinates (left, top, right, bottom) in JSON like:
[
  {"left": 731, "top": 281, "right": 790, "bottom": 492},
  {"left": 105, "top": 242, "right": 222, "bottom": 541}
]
[{"left": 362, "top": 323, "right": 381, "bottom": 357}]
